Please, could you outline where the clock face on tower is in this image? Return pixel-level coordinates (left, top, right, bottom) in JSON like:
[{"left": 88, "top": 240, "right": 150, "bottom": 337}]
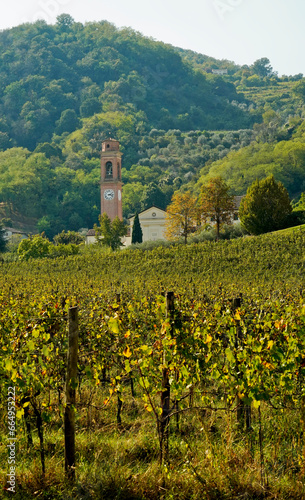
[
  {"left": 104, "top": 189, "right": 115, "bottom": 200},
  {"left": 101, "top": 139, "right": 123, "bottom": 220}
]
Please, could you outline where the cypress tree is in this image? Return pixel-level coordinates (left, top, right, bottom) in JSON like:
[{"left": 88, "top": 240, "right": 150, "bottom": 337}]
[
  {"left": 131, "top": 213, "right": 143, "bottom": 244},
  {"left": 0, "top": 223, "right": 7, "bottom": 253}
]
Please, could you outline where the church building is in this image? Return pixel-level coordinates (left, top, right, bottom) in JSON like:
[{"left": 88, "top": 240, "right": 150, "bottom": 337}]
[
  {"left": 125, "top": 207, "right": 167, "bottom": 246},
  {"left": 86, "top": 138, "right": 167, "bottom": 245}
]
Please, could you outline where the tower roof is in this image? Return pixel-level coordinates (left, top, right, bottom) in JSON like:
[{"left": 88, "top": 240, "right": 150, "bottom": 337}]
[{"left": 102, "top": 138, "right": 120, "bottom": 152}]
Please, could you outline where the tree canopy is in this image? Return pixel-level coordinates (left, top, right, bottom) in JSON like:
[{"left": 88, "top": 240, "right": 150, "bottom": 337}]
[
  {"left": 94, "top": 213, "right": 127, "bottom": 250},
  {"left": 251, "top": 58, "right": 275, "bottom": 78},
  {"left": 199, "top": 177, "right": 236, "bottom": 239},
  {"left": 17, "top": 234, "right": 51, "bottom": 260},
  {"left": 0, "top": 18, "right": 304, "bottom": 236},
  {"left": 0, "top": 18, "right": 253, "bottom": 152},
  {"left": 131, "top": 213, "right": 143, "bottom": 244},
  {"left": 239, "top": 175, "right": 292, "bottom": 235},
  {"left": 53, "top": 230, "right": 84, "bottom": 245},
  {"left": 165, "top": 191, "right": 198, "bottom": 244},
  {"left": 0, "top": 222, "right": 6, "bottom": 253}
]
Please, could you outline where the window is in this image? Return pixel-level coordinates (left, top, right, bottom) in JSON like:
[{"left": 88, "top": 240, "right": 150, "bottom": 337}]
[{"left": 106, "top": 161, "right": 113, "bottom": 178}]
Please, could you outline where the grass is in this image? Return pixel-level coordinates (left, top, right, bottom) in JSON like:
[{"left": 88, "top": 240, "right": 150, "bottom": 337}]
[
  {"left": 2, "top": 383, "right": 305, "bottom": 499},
  {"left": 271, "top": 223, "right": 305, "bottom": 236}
]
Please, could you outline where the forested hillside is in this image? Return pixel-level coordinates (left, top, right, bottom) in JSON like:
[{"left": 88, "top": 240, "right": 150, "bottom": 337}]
[
  {"left": 0, "top": 14, "right": 253, "bottom": 151},
  {"left": 0, "top": 15, "right": 305, "bottom": 236}
]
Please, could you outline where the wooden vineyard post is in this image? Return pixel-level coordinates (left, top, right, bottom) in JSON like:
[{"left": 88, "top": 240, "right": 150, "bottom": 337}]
[
  {"left": 232, "top": 296, "right": 251, "bottom": 431},
  {"left": 115, "top": 292, "right": 124, "bottom": 425},
  {"left": 166, "top": 291, "right": 175, "bottom": 322},
  {"left": 65, "top": 306, "right": 79, "bottom": 480},
  {"left": 117, "top": 392, "right": 123, "bottom": 425},
  {"left": 233, "top": 296, "right": 244, "bottom": 427},
  {"left": 159, "top": 292, "right": 174, "bottom": 463},
  {"left": 160, "top": 368, "right": 170, "bottom": 463}
]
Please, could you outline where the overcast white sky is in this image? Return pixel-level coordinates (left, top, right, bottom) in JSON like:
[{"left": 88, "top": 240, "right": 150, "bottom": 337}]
[{"left": 1, "top": 0, "right": 304, "bottom": 76}]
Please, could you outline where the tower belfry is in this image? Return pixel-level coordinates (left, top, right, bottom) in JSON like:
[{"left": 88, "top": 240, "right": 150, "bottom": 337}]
[{"left": 100, "top": 138, "right": 123, "bottom": 220}]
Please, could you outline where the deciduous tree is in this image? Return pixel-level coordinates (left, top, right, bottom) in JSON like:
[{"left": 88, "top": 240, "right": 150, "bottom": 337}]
[
  {"left": 55, "top": 109, "right": 80, "bottom": 135},
  {"left": 17, "top": 234, "right": 51, "bottom": 260},
  {"left": 165, "top": 191, "right": 198, "bottom": 244},
  {"left": 293, "top": 192, "right": 305, "bottom": 211},
  {"left": 53, "top": 230, "right": 84, "bottom": 245},
  {"left": 199, "top": 176, "right": 236, "bottom": 240},
  {"left": 141, "top": 182, "right": 167, "bottom": 211},
  {"left": 251, "top": 57, "right": 274, "bottom": 78},
  {"left": 94, "top": 213, "right": 127, "bottom": 250},
  {"left": 292, "top": 80, "right": 305, "bottom": 101}
]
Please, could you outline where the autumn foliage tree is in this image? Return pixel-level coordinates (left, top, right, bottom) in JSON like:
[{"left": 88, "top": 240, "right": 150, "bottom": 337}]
[
  {"left": 165, "top": 191, "right": 198, "bottom": 244},
  {"left": 199, "top": 177, "right": 236, "bottom": 239}
]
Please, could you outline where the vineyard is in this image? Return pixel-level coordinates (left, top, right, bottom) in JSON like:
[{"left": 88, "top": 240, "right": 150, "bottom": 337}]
[{"left": 1, "top": 229, "right": 305, "bottom": 499}]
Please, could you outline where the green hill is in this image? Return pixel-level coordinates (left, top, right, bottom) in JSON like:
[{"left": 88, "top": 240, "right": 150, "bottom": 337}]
[
  {"left": 0, "top": 16, "right": 305, "bottom": 237},
  {"left": 0, "top": 16, "right": 254, "bottom": 151}
]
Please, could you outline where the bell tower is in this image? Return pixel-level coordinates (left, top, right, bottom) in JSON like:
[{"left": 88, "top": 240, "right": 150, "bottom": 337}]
[{"left": 101, "top": 138, "right": 123, "bottom": 220}]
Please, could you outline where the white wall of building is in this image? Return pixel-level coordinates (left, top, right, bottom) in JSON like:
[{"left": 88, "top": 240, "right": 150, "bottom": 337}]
[{"left": 128, "top": 206, "right": 167, "bottom": 245}]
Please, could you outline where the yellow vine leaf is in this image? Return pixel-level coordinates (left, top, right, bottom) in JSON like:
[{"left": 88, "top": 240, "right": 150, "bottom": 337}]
[
  {"left": 206, "top": 334, "right": 212, "bottom": 343},
  {"left": 144, "top": 403, "right": 153, "bottom": 412},
  {"left": 123, "top": 346, "right": 132, "bottom": 358},
  {"left": 267, "top": 340, "right": 274, "bottom": 350}
]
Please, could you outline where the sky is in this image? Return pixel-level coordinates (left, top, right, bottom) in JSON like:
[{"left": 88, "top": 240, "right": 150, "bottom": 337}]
[{"left": 1, "top": 0, "right": 305, "bottom": 76}]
